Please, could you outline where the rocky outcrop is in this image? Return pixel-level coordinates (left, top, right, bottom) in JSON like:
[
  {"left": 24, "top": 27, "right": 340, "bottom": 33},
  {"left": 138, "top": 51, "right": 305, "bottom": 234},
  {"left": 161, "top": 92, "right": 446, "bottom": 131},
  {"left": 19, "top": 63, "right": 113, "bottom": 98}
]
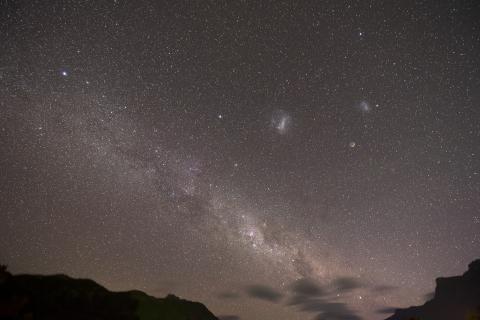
[
  {"left": 385, "top": 259, "right": 480, "bottom": 320},
  {"left": 0, "top": 269, "right": 218, "bottom": 320}
]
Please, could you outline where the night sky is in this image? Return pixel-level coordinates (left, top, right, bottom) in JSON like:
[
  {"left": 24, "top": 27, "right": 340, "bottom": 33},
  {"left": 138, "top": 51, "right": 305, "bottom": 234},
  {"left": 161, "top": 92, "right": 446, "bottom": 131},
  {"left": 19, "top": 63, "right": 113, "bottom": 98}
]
[{"left": 1, "top": 1, "right": 480, "bottom": 319}]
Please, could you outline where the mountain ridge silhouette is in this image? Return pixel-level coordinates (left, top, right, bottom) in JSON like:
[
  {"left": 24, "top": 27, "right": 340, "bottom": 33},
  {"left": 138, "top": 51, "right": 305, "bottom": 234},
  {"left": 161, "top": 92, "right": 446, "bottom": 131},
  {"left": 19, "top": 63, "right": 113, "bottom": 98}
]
[
  {"left": 384, "top": 259, "right": 480, "bottom": 320},
  {"left": 0, "top": 267, "right": 218, "bottom": 320}
]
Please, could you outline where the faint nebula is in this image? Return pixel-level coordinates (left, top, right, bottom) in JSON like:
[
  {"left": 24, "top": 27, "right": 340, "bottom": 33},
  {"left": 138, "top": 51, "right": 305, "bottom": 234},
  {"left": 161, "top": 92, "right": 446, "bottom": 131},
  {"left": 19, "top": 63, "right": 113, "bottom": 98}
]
[
  {"left": 271, "top": 110, "right": 291, "bottom": 135},
  {"left": 356, "top": 100, "right": 371, "bottom": 113}
]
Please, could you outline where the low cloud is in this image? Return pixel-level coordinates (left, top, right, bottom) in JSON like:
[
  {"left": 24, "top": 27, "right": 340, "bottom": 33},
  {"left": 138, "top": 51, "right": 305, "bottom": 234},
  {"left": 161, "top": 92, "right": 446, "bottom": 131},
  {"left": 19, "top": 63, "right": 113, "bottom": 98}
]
[
  {"left": 285, "top": 278, "right": 363, "bottom": 320},
  {"left": 290, "top": 278, "right": 325, "bottom": 297},
  {"left": 332, "top": 277, "right": 363, "bottom": 292},
  {"left": 246, "top": 285, "right": 283, "bottom": 303},
  {"left": 301, "top": 299, "right": 362, "bottom": 320}
]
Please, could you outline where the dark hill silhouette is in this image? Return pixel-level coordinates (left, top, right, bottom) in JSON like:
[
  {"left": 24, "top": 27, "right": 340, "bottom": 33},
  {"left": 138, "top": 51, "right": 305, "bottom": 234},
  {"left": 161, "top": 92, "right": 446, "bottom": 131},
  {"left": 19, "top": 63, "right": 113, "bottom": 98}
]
[
  {"left": 0, "top": 266, "right": 218, "bottom": 320},
  {"left": 385, "top": 259, "right": 480, "bottom": 320}
]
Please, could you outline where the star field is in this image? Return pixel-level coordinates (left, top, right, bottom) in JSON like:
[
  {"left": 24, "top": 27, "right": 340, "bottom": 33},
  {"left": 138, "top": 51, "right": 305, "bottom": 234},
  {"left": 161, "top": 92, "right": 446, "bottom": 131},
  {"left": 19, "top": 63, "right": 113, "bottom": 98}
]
[{"left": 1, "top": 1, "right": 480, "bottom": 319}]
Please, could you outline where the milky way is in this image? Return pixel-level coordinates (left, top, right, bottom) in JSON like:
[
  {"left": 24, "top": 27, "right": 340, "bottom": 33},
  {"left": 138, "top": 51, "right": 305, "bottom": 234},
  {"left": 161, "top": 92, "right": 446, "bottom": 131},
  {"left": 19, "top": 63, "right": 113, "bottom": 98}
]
[{"left": 1, "top": 1, "right": 480, "bottom": 320}]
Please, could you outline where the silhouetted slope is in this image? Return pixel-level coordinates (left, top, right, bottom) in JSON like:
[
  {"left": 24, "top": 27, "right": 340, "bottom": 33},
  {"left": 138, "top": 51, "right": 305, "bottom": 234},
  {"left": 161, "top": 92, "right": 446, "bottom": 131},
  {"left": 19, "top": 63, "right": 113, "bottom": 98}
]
[
  {"left": 385, "top": 259, "right": 480, "bottom": 320},
  {"left": 0, "top": 270, "right": 218, "bottom": 320}
]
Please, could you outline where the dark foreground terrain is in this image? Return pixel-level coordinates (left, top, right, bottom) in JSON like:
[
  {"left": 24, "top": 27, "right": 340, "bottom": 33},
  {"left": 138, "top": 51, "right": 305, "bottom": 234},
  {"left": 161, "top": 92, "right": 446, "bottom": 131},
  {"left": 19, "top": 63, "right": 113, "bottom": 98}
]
[
  {"left": 385, "top": 259, "right": 480, "bottom": 320},
  {"left": 1, "top": 260, "right": 479, "bottom": 320},
  {"left": 0, "top": 267, "right": 218, "bottom": 320}
]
